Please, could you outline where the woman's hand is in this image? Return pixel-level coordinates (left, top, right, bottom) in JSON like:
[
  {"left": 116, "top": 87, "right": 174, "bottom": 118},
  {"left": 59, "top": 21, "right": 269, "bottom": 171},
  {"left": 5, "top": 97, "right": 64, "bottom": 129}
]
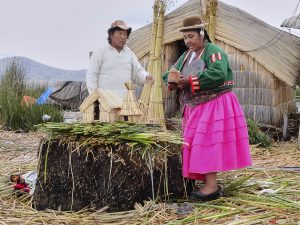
[
  {"left": 168, "top": 82, "right": 178, "bottom": 91},
  {"left": 178, "top": 75, "right": 190, "bottom": 90}
]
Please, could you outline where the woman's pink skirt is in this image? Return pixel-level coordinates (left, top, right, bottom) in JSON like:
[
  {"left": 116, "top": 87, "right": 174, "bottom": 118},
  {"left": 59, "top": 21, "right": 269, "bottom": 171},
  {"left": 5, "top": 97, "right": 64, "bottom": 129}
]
[{"left": 182, "top": 92, "right": 252, "bottom": 180}]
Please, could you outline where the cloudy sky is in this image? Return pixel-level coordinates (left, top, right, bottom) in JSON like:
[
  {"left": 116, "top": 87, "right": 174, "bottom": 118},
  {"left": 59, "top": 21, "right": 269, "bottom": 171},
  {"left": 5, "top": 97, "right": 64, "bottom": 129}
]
[{"left": 0, "top": 0, "right": 299, "bottom": 70}]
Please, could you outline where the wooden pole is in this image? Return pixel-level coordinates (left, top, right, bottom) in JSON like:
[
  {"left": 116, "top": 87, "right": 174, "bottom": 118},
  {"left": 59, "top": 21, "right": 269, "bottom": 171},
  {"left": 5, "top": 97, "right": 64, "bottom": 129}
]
[
  {"left": 283, "top": 113, "right": 288, "bottom": 140},
  {"left": 298, "top": 124, "right": 300, "bottom": 149}
]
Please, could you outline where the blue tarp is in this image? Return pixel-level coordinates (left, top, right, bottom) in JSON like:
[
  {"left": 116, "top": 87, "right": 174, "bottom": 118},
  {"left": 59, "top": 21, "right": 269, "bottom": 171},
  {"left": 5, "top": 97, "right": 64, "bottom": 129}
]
[{"left": 36, "top": 87, "right": 53, "bottom": 105}]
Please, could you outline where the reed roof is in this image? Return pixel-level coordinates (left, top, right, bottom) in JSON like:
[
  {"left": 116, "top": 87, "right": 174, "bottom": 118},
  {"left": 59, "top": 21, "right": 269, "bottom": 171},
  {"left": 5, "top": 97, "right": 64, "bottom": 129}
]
[
  {"left": 127, "top": 0, "right": 300, "bottom": 87},
  {"left": 49, "top": 81, "right": 88, "bottom": 109},
  {"left": 119, "top": 81, "right": 142, "bottom": 116},
  {"left": 79, "top": 89, "right": 122, "bottom": 112}
]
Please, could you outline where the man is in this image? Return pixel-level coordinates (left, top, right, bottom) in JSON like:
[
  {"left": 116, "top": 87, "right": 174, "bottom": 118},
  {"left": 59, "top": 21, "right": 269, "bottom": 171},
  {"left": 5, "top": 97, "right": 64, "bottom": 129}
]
[{"left": 86, "top": 20, "right": 153, "bottom": 98}]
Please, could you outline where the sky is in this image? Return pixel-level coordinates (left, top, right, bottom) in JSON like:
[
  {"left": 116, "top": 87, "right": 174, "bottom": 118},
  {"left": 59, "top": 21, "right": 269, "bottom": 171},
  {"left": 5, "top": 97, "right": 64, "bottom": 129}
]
[{"left": 0, "top": 0, "right": 299, "bottom": 70}]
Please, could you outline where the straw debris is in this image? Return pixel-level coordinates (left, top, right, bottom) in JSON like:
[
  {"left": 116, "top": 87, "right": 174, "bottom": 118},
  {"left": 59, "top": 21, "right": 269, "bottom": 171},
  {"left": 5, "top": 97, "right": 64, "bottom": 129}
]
[{"left": 1, "top": 130, "right": 300, "bottom": 224}]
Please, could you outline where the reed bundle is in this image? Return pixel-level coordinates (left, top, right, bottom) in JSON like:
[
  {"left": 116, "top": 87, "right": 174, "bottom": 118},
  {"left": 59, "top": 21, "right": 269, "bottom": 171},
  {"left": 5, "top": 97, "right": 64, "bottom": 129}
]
[
  {"left": 36, "top": 122, "right": 182, "bottom": 149},
  {"left": 139, "top": 0, "right": 168, "bottom": 126},
  {"left": 148, "top": 0, "right": 166, "bottom": 126},
  {"left": 138, "top": 82, "right": 152, "bottom": 122},
  {"left": 138, "top": 0, "right": 159, "bottom": 122}
]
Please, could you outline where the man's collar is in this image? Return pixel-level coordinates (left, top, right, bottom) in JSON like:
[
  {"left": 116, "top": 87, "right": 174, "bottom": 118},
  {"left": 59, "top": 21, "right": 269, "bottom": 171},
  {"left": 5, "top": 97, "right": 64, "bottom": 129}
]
[{"left": 108, "top": 43, "right": 127, "bottom": 52}]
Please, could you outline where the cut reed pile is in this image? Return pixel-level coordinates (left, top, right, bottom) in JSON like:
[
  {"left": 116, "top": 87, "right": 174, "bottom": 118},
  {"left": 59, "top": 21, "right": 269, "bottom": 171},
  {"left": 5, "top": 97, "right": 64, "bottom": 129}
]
[
  {"left": 0, "top": 130, "right": 300, "bottom": 224},
  {"left": 36, "top": 122, "right": 183, "bottom": 153}
]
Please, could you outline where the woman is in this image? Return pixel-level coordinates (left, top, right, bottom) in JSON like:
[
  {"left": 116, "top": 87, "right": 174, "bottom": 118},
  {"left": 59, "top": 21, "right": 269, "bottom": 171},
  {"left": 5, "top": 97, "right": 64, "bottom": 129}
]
[{"left": 163, "top": 16, "right": 252, "bottom": 200}]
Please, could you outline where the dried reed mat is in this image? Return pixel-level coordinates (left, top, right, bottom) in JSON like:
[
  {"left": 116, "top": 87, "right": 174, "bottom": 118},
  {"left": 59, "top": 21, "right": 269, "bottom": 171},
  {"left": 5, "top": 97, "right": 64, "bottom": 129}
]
[
  {"left": 251, "top": 139, "right": 300, "bottom": 168},
  {"left": 1, "top": 130, "right": 300, "bottom": 224}
]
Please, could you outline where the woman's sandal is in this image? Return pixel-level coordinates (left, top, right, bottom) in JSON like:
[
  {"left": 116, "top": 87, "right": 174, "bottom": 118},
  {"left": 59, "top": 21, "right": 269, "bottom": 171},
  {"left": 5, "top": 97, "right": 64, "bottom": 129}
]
[{"left": 189, "top": 186, "right": 222, "bottom": 200}]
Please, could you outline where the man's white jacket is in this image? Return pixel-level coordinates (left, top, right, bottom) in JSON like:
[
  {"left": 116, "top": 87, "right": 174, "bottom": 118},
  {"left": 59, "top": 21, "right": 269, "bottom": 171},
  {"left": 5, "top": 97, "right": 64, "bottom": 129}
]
[{"left": 86, "top": 44, "right": 148, "bottom": 98}]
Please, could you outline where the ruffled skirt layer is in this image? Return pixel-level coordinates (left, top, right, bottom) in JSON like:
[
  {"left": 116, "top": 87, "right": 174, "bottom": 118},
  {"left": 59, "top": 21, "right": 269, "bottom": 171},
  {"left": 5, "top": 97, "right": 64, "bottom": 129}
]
[{"left": 182, "top": 92, "right": 252, "bottom": 180}]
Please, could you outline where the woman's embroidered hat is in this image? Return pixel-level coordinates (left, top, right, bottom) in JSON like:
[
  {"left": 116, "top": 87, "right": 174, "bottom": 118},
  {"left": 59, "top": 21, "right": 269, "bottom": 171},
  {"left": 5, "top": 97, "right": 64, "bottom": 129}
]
[
  {"left": 108, "top": 20, "right": 132, "bottom": 35},
  {"left": 179, "top": 16, "right": 207, "bottom": 32}
]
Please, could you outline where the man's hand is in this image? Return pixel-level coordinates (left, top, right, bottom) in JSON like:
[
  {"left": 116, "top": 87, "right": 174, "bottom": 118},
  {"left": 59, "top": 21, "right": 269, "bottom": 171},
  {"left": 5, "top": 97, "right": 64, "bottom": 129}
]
[
  {"left": 146, "top": 74, "right": 155, "bottom": 85},
  {"left": 178, "top": 75, "right": 190, "bottom": 90}
]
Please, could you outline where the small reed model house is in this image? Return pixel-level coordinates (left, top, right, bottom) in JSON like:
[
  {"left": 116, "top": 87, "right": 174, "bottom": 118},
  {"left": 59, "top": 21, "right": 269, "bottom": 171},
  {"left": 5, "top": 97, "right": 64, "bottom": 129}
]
[{"left": 79, "top": 89, "right": 122, "bottom": 123}]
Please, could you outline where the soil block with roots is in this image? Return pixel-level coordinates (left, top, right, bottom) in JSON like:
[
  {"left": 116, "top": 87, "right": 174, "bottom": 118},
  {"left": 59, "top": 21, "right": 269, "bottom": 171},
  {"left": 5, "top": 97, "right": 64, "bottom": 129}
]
[{"left": 33, "top": 139, "right": 193, "bottom": 212}]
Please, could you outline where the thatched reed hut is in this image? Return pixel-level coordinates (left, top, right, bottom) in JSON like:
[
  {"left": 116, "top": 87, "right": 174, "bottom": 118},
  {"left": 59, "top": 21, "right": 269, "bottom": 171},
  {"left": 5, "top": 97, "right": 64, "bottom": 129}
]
[
  {"left": 47, "top": 81, "right": 88, "bottom": 110},
  {"left": 127, "top": 0, "right": 300, "bottom": 126}
]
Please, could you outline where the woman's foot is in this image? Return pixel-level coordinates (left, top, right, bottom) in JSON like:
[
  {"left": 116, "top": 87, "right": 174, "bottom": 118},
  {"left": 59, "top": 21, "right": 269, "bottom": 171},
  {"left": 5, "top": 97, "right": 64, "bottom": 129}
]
[
  {"left": 198, "top": 185, "right": 218, "bottom": 195},
  {"left": 190, "top": 186, "right": 221, "bottom": 200}
]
